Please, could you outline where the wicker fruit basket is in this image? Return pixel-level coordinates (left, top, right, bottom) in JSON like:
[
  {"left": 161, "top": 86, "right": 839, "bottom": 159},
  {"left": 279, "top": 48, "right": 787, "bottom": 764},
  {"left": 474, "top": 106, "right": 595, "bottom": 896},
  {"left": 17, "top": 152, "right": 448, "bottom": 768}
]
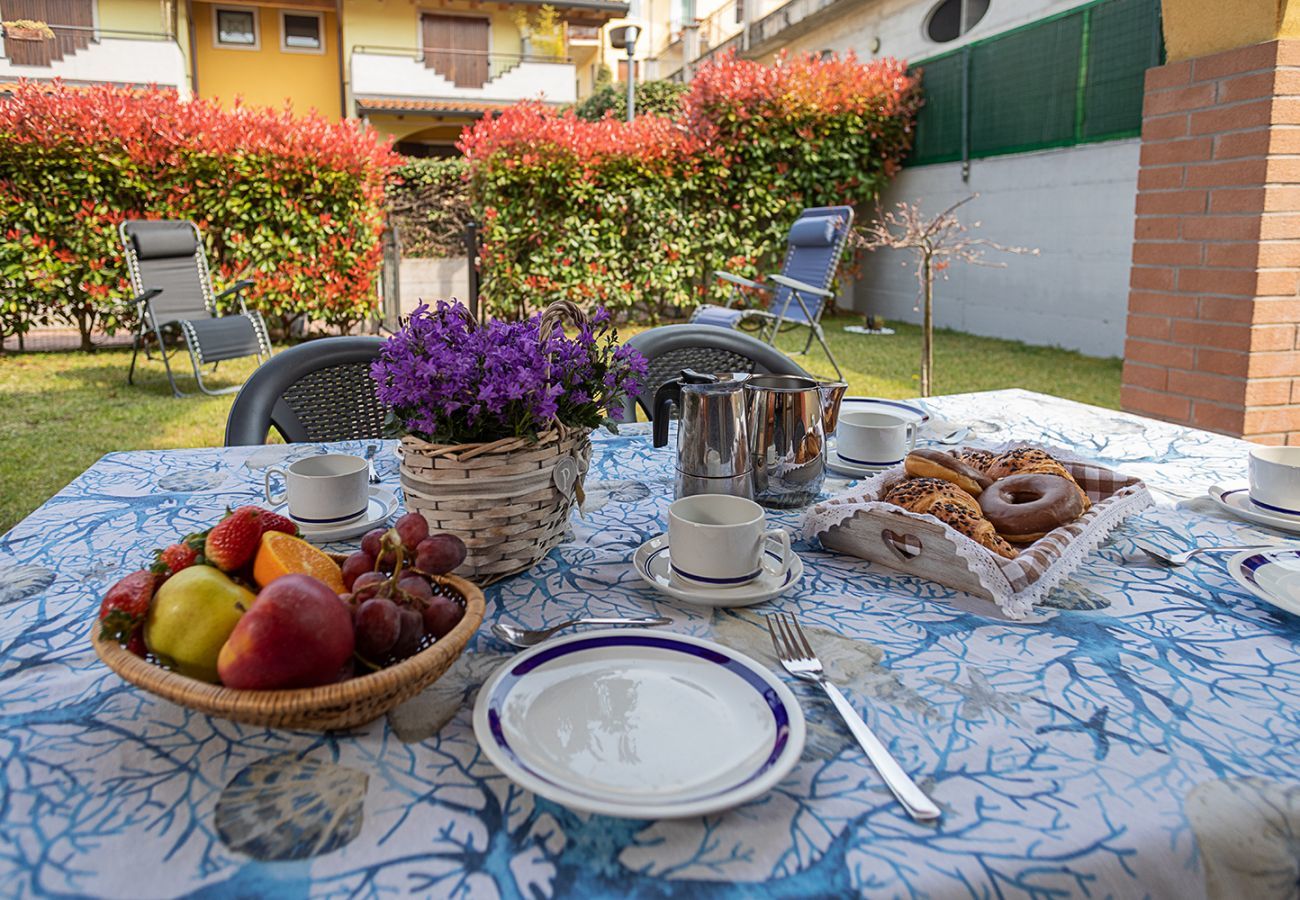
[
  {"left": 91, "top": 571, "right": 485, "bottom": 731},
  {"left": 395, "top": 301, "right": 593, "bottom": 584}
]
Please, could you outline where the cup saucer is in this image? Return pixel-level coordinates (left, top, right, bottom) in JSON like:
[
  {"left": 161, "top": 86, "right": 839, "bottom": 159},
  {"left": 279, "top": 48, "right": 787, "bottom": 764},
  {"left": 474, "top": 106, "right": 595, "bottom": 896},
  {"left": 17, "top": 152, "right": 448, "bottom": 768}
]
[
  {"left": 632, "top": 534, "right": 802, "bottom": 608},
  {"left": 825, "top": 451, "right": 894, "bottom": 479},
  {"left": 1208, "top": 484, "right": 1300, "bottom": 535},
  {"left": 274, "top": 487, "right": 398, "bottom": 542}
]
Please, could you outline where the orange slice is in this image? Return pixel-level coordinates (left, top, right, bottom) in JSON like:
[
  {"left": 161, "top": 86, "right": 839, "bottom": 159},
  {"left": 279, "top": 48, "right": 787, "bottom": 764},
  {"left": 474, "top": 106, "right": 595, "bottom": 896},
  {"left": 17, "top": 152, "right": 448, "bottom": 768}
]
[{"left": 252, "top": 531, "right": 345, "bottom": 594}]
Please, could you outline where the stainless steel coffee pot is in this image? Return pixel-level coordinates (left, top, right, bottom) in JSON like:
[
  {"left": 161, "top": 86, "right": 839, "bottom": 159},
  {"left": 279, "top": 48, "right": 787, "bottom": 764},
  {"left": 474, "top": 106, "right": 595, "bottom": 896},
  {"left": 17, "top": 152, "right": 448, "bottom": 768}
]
[
  {"left": 745, "top": 375, "right": 845, "bottom": 508},
  {"left": 652, "top": 370, "right": 753, "bottom": 499}
]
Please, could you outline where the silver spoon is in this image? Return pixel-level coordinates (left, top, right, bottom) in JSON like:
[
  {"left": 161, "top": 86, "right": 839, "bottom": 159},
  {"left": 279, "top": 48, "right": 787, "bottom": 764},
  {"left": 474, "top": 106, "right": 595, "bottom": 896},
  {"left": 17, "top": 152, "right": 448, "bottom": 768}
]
[
  {"left": 1137, "top": 543, "right": 1279, "bottom": 567},
  {"left": 492, "top": 616, "right": 672, "bottom": 648},
  {"left": 934, "top": 427, "right": 970, "bottom": 445}
]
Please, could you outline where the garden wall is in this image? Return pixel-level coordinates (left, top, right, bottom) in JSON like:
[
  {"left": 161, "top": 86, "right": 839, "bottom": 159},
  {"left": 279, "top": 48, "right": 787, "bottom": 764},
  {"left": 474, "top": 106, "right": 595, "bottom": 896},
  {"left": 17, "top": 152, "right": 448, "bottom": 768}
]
[{"left": 852, "top": 140, "right": 1139, "bottom": 358}]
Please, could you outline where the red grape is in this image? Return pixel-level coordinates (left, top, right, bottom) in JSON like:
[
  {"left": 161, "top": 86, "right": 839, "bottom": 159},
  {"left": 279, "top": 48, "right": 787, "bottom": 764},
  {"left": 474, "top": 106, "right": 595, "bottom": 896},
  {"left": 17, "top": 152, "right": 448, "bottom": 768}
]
[
  {"left": 389, "top": 607, "right": 424, "bottom": 660},
  {"left": 354, "top": 597, "right": 401, "bottom": 660},
  {"left": 341, "top": 551, "right": 375, "bottom": 590},
  {"left": 422, "top": 595, "right": 463, "bottom": 639},
  {"left": 397, "top": 574, "right": 433, "bottom": 605},
  {"left": 394, "top": 512, "right": 430, "bottom": 552},
  {"left": 351, "top": 571, "right": 387, "bottom": 601},
  {"left": 360, "top": 528, "right": 386, "bottom": 558},
  {"left": 415, "top": 533, "right": 467, "bottom": 575}
]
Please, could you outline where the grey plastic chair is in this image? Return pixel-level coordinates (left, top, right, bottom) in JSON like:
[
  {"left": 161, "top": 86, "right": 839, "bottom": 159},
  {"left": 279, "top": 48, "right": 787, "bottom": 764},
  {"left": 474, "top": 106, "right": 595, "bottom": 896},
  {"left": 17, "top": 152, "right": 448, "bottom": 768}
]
[
  {"left": 620, "top": 324, "right": 812, "bottom": 421},
  {"left": 225, "top": 337, "right": 388, "bottom": 446},
  {"left": 120, "top": 219, "right": 271, "bottom": 397},
  {"left": 691, "top": 205, "right": 855, "bottom": 379}
]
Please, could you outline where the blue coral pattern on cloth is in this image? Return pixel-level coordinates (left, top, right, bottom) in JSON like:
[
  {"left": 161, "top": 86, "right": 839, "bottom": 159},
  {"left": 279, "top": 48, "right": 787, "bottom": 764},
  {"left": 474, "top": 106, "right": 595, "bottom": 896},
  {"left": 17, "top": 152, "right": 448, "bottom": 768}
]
[{"left": 0, "top": 389, "right": 1297, "bottom": 898}]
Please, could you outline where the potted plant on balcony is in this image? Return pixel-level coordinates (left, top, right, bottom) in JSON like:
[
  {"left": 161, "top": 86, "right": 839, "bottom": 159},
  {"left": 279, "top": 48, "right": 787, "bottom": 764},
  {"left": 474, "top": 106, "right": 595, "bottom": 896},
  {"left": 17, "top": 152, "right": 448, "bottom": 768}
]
[
  {"left": 370, "top": 299, "right": 646, "bottom": 583},
  {"left": 2, "top": 19, "right": 55, "bottom": 41}
]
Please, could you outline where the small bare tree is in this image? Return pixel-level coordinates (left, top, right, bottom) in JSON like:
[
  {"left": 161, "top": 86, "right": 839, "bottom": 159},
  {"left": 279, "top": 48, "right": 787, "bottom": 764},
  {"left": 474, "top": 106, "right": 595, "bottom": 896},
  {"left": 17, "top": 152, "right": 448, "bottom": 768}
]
[{"left": 855, "top": 195, "right": 1037, "bottom": 396}]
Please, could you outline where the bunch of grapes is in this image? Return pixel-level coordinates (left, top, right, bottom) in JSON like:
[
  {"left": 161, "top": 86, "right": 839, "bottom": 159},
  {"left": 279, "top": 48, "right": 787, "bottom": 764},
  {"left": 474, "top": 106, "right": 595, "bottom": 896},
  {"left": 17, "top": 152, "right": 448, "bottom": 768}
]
[{"left": 338, "top": 513, "right": 468, "bottom": 667}]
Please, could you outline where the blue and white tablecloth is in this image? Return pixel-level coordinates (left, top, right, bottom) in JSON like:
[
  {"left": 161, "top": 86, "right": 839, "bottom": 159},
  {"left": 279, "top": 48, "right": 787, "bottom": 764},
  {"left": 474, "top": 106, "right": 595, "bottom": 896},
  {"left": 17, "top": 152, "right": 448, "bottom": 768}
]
[{"left": 1, "top": 388, "right": 1297, "bottom": 898}]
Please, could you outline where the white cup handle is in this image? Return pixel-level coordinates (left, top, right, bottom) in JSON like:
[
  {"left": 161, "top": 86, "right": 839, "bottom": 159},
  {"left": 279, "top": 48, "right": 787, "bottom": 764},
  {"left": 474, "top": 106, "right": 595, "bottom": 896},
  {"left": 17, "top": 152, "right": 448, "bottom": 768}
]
[
  {"left": 764, "top": 528, "right": 793, "bottom": 578},
  {"left": 264, "top": 465, "right": 288, "bottom": 506},
  {"left": 904, "top": 423, "right": 918, "bottom": 452}
]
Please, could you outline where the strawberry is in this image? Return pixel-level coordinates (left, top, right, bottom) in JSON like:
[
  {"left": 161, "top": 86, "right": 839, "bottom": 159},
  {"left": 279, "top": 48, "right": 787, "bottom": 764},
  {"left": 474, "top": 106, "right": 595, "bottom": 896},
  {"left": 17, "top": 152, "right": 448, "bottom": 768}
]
[
  {"left": 256, "top": 509, "right": 298, "bottom": 537},
  {"left": 98, "top": 570, "right": 156, "bottom": 643},
  {"left": 204, "top": 507, "right": 264, "bottom": 572},
  {"left": 125, "top": 629, "right": 148, "bottom": 658}
]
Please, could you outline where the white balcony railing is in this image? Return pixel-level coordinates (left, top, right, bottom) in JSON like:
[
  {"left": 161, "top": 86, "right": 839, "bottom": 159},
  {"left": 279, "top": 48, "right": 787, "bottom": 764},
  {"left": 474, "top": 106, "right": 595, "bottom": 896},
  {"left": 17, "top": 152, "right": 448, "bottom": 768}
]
[
  {"left": 0, "top": 26, "right": 188, "bottom": 95},
  {"left": 351, "top": 47, "right": 576, "bottom": 105}
]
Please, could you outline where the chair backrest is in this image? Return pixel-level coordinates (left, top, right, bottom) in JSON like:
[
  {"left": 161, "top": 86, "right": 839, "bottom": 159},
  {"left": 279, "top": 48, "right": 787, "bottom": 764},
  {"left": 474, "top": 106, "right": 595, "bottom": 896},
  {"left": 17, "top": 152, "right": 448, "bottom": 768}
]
[
  {"left": 770, "top": 205, "right": 855, "bottom": 323},
  {"left": 120, "top": 220, "right": 215, "bottom": 325},
  {"left": 225, "top": 337, "right": 389, "bottom": 445},
  {"left": 621, "top": 324, "right": 812, "bottom": 421}
]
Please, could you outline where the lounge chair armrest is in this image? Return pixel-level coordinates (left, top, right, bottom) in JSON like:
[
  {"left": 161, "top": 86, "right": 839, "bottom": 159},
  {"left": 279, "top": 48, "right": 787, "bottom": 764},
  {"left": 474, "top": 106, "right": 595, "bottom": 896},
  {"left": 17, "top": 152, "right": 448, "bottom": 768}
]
[
  {"left": 215, "top": 279, "right": 255, "bottom": 301},
  {"left": 716, "top": 271, "right": 771, "bottom": 292},
  {"left": 131, "top": 287, "right": 163, "bottom": 306},
  {"left": 770, "top": 274, "right": 833, "bottom": 297}
]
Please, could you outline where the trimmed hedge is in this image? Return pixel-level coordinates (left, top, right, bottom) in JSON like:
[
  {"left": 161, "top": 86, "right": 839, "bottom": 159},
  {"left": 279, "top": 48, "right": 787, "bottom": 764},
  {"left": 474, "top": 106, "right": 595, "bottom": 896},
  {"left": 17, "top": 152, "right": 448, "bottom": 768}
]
[
  {"left": 572, "top": 80, "right": 689, "bottom": 122},
  {"left": 461, "top": 51, "right": 922, "bottom": 320},
  {"left": 0, "top": 83, "right": 398, "bottom": 349}
]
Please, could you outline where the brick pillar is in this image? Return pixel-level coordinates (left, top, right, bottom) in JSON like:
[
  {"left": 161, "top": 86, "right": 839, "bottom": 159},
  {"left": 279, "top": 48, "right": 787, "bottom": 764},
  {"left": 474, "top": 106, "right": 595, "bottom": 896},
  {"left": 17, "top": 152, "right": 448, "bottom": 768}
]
[{"left": 1122, "top": 40, "right": 1300, "bottom": 444}]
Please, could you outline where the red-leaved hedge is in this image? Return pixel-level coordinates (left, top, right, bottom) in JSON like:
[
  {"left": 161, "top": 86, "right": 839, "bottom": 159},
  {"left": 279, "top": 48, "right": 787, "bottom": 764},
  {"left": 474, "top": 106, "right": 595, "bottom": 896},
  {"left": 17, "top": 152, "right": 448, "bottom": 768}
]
[
  {"left": 461, "top": 50, "right": 921, "bottom": 319},
  {"left": 0, "top": 81, "right": 398, "bottom": 348}
]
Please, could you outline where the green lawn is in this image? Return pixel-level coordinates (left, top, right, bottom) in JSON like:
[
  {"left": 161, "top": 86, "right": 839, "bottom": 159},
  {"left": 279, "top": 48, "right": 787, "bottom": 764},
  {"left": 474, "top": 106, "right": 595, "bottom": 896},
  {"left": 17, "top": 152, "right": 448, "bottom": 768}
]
[{"left": 0, "top": 317, "right": 1120, "bottom": 533}]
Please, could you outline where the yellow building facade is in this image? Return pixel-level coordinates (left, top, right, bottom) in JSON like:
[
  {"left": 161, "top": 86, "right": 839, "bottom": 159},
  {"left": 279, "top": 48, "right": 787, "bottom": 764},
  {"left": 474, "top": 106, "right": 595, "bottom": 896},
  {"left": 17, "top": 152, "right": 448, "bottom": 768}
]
[{"left": 1, "top": 0, "right": 629, "bottom": 153}]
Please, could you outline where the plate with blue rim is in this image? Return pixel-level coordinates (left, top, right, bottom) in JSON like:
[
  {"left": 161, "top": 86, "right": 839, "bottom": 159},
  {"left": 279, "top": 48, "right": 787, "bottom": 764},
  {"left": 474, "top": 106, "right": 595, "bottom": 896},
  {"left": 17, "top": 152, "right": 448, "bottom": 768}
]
[
  {"left": 1228, "top": 549, "right": 1300, "bottom": 615},
  {"left": 837, "top": 397, "right": 930, "bottom": 428},
  {"left": 472, "top": 628, "right": 806, "bottom": 819}
]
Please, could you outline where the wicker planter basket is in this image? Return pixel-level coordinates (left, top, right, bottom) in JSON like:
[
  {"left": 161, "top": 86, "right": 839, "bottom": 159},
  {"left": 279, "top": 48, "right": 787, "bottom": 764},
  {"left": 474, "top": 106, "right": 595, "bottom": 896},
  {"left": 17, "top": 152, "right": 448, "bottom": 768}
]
[
  {"left": 393, "top": 300, "right": 595, "bottom": 584},
  {"left": 91, "top": 570, "right": 485, "bottom": 731},
  {"left": 399, "top": 424, "right": 591, "bottom": 583}
]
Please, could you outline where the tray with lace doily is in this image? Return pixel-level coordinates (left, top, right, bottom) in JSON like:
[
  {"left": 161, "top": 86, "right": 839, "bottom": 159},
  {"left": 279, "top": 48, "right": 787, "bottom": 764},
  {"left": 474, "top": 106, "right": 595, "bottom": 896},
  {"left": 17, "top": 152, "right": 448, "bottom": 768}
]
[{"left": 802, "top": 442, "right": 1152, "bottom": 621}]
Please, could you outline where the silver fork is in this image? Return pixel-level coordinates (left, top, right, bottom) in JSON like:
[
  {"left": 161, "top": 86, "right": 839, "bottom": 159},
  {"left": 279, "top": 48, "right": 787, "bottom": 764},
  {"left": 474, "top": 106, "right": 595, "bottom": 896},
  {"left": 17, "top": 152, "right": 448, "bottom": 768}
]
[
  {"left": 1136, "top": 543, "right": 1276, "bottom": 567},
  {"left": 364, "top": 444, "right": 381, "bottom": 485},
  {"left": 766, "top": 612, "right": 941, "bottom": 822}
]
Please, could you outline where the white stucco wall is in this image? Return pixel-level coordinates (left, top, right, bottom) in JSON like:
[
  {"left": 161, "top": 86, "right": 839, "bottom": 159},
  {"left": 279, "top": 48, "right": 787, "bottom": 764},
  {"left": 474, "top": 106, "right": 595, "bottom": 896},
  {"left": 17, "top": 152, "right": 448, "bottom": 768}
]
[
  {"left": 851, "top": 139, "right": 1139, "bottom": 359},
  {"left": 399, "top": 257, "right": 469, "bottom": 315}
]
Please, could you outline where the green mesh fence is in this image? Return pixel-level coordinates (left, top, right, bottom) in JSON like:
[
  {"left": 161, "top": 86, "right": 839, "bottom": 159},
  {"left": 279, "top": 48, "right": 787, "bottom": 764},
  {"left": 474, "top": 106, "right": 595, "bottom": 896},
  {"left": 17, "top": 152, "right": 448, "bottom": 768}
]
[
  {"left": 910, "top": 52, "right": 965, "bottom": 165},
  {"left": 906, "top": 0, "right": 1164, "bottom": 167}
]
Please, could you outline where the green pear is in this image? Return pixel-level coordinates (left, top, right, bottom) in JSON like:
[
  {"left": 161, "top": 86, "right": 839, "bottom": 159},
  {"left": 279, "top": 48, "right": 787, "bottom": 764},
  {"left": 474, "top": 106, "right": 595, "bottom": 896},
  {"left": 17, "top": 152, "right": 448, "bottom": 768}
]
[{"left": 145, "top": 565, "right": 253, "bottom": 683}]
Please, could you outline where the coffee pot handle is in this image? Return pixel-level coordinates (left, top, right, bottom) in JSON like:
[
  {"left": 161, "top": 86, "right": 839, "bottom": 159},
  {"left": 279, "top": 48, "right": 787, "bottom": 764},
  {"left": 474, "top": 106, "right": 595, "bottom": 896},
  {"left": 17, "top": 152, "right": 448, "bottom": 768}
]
[{"left": 652, "top": 369, "right": 717, "bottom": 449}]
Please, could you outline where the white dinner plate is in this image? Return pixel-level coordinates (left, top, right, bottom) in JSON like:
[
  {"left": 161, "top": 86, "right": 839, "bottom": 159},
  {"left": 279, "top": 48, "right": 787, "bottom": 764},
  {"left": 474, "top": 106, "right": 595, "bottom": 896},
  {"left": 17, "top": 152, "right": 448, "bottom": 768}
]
[
  {"left": 473, "top": 629, "right": 806, "bottom": 819},
  {"left": 274, "top": 487, "right": 398, "bottom": 542},
  {"left": 1209, "top": 485, "right": 1300, "bottom": 535},
  {"left": 633, "top": 534, "right": 802, "bottom": 607},
  {"left": 1227, "top": 549, "right": 1300, "bottom": 615}
]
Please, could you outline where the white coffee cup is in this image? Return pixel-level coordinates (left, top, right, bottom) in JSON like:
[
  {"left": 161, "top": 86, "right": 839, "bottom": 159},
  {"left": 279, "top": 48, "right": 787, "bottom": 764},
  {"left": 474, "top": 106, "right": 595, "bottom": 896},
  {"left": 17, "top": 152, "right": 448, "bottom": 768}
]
[
  {"left": 667, "top": 494, "right": 792, "bottom": 587},
  {"left": 835, "top": 411, "right": 918, "bottom": 467},
  {"left": 1248, "top": 446, "right": 1300, "bottom": 516},
  {"left": 264, "top": 454, "right": 370, "bottom": 526}
]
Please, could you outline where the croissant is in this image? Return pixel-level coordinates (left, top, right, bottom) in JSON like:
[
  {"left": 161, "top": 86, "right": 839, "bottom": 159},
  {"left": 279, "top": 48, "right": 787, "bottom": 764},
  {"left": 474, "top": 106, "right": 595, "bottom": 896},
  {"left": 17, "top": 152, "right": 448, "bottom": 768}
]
[
  {"left": 926, "top": 500, "right": 1020, "bottom": 560},
  {"left": 952, "top": 448, "right": 997, "bottom": 474},
  {"left": 884, "top": 477, "right": 981, "bottom": 517}
]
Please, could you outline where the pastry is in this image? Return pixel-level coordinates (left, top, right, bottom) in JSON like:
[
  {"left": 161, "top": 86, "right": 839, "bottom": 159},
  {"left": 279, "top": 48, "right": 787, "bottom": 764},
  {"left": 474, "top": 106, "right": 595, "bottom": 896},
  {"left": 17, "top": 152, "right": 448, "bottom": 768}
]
[
  {"left": 926, "top": 500, "right": 1019, "bottom": 560},
  {"left": 904, "top": 449, "right": 992, "bottom": 496},
  {"left": 979, "top": 473, "right": 1085, "bottom": 543},
  {"left": 952, "top": 448, "right": 996, "bottom": 473},
  {"left": 984, "top": 447, "right": 1090, "bottom": 509},
  {"left": 884, "top": 477, "right": 981, "bottom": 517}
]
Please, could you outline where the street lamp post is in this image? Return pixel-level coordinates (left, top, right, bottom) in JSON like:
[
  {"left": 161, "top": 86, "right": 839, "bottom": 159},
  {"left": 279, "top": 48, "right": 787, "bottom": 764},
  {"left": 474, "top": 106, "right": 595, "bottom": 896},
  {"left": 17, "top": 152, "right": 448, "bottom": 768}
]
[{"left": 608, "top": 24, "right": 641, "bottom": 122}]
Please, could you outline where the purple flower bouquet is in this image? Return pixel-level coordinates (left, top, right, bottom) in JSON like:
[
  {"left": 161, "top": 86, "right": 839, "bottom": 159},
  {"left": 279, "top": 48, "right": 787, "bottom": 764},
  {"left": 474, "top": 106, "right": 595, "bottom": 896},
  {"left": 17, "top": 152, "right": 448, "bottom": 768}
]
[{"left": 371, "top": 301, "right": 647, "bottom": 445}]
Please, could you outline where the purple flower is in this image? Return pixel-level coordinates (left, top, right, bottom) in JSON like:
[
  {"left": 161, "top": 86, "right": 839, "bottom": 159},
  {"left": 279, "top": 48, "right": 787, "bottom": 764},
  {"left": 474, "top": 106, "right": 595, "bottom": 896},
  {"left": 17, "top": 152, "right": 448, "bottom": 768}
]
[{"left": 370, "top": 301, "right": 646, "bottom": 443}]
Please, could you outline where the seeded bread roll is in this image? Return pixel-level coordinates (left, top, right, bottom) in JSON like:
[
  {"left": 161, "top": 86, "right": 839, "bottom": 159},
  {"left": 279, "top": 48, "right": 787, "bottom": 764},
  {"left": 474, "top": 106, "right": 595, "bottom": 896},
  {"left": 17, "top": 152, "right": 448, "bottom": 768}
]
[
  {"left": 985, "top": 447, "right": 1091, "bottom": 510},
  {"left": 926, "top": 500, "right": 1019, "bottom": 560},
  {"left": 884, "top": 477, "right": 981, "bottom": 517}
]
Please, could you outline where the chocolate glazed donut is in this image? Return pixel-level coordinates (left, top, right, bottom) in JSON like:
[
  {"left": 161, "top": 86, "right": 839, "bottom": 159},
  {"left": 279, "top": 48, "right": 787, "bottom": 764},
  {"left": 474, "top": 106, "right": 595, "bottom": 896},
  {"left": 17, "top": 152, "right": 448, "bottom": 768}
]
[
  {"left": 978, "top": 473, "right": 1084, "bottom": 543},
  {"left": 904, "top": 449, "right": 993, "bottom": 496}
]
